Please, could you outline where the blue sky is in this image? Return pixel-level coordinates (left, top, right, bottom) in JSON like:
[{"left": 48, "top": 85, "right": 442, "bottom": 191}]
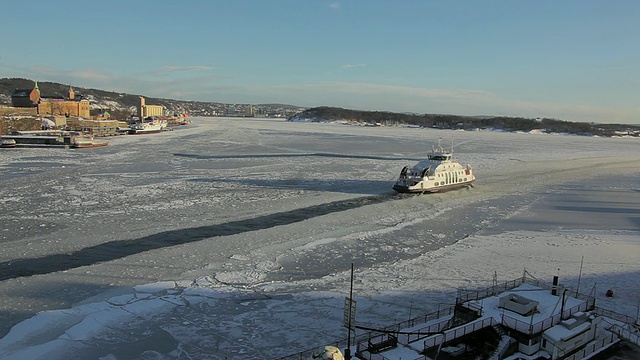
[{"left": 1, "top": 1, "right": 638, "bottom": 124}]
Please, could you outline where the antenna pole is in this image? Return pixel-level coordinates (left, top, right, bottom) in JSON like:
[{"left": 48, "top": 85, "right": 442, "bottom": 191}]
[
  {"left": 345, "top": 263, "right": 354, "bottom": 360},
  {"left": 576, "top": 256, "right": 584, "bottom": 297}
]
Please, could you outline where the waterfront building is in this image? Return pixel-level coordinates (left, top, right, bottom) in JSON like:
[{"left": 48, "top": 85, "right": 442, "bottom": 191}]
[
  {"left": 11, "top": 81, "right": 41, "bottom": 107},
  {"left": 11, "top": 82, "right": 90, "bottom": 118},
  {"left": 137, "top": 96, "right": 164, "bottom": 119}
]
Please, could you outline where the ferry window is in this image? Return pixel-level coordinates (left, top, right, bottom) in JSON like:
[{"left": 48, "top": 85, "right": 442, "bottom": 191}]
[{"left": 435, "top": 182, "right": 439, "bottom": 186}]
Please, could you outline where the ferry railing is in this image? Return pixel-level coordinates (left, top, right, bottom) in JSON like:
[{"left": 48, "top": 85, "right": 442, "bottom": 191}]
[
  {"left": 593, "top": 307, "right": 638, "bottom": 325},
  {"left": 379, "top": 305, "right": 455, "bottom": 334},
  {"left": 280, "top": 275, "right": 614, "bottom": 359},
  {"left": 356, "top": 333, "right": 394, "bottom": 360},
  {"left": 500, "top": 300, "right": 592, "bottom": 335},
  {"left": 609, "top": 324, "right": 640, "bottom": 347},
  {"left": 355, "top": 351, "right": 427, "bottom": 360},
  {"left": 277, "top": 339, "right": 346, "bottom": 360},
  {"left": 422, "top": 317, "right": 496, "bottom": 350},
  {"left": 562, "top": 332, "right": 619, "bottom": 360},
  {"left": 455, "top": 276, "right": 548, "bottom": 304},
  {"left": 279, "top": 305, "right": 456, "bottom": 360},
  {"left": 397, "top": 317, "right": 453, "bottom": 344},
  {"left": 281, "top": 275, "right": 540, "bottom": 359}
]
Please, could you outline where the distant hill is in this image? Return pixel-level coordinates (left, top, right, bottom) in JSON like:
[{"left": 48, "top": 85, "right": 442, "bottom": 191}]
[
  {"left": 1, "top": 78, "right": 140, "bottom": 107},
  {"left": 0, "top": 78, "right": 305, "bottom": 119},
  {"left": 3, "top": 78, "right": 638, "bottom": 137},
  {"left": 289, "top": 106, "right": 640, "bottom": 138}
]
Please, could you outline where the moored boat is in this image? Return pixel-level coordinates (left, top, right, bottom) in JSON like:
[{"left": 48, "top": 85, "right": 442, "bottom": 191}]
[
  {"left": 2, "top": 131, "right": 109, "bottom": 148},
  {"left": 72, "top": 136, "right": 110, "bottom": 148},
  {"left": 128, "top": 119, "right": 166, "bottom": 134},
  {"left": 393, "top": 139, "right": 475, "bottom": 193},
  {"left": 0, "top": 138, "right": 17, "bottom": 148}
]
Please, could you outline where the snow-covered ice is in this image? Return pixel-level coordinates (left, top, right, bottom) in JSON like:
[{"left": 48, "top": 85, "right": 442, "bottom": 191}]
[{"left": 0, "top": 117, "right": 639, "bottom": 359}]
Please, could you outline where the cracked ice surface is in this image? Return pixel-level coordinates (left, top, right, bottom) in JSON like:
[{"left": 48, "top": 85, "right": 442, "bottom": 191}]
[{"left": 0, "top": 118, "right": 639, "bottom": 359}]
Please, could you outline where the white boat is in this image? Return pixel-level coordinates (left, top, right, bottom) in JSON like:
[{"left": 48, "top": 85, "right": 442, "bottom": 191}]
[
  {"left": 2, "top": 131, "right": 108, "bottom": 148},
  {"left": 128, "top": 120, "right": 165, "bottom": 134},
  {"left": 393, "top": 139, "right": 475, "bottom": 193},
  {"left": 0, "top": 138, "right": 17, "bottom": 148}
]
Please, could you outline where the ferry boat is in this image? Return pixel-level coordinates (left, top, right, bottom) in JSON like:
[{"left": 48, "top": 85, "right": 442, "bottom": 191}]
[
  {"left": 393, "top": 139, "right": 475, "bottom": 193},
  {"left": 128, "top": 119, "right": 166, "bottom": 134}
]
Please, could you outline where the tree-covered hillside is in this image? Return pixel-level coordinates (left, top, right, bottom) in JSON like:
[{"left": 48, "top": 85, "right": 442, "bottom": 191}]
[{"left": 290, "top": 106, "right": 640, "bottom": 137}]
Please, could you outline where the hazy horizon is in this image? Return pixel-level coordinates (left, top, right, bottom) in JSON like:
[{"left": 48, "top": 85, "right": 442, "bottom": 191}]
[
  {"left": 5, "top": 76, "right": 640, "bottom": 127},
  {"left": 1, "top": 1, "right": 638, "bottom": 124}
]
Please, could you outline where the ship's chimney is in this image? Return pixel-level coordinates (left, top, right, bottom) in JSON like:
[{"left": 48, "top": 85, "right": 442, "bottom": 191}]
[{"left": 552, "top": 275, "right": 559, "bottom": 296}]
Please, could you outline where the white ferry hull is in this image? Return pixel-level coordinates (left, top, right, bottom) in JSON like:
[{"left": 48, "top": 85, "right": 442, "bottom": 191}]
[
  {"left": 393, "top": 179, "right": 474, "bottom": 194},
  {"left": 128, "top": 121, "right": 165, "bottom": 135}
]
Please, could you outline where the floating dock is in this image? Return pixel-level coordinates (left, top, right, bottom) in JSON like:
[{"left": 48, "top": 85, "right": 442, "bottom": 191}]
[{"left": 2, "top": 130, "right": 109, "bottom": 148}]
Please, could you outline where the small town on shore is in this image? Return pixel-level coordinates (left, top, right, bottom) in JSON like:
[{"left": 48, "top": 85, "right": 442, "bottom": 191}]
[
  {"left": 3, "top": 79, "right": 639, "bottom": 149},
  {"left": 0, "top": 81, "right": 195, "bottom": 148},
  {"left": 0, "top": 79, "right": 313, "bottom": 149}
]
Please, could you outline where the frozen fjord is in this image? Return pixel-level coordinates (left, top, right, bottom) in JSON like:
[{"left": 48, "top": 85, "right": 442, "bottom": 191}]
[{"left": 1, "top": 117, "right": 639, "bottom": 359}]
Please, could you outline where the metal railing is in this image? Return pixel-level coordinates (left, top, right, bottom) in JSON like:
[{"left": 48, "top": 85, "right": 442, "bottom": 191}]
[
  {"left": 562, "top": 332, "right": 619, "bottom": 360},
  {"left": 455, "top": 276, "right": 548, "bottom": 304},
  {"left": 378, "top": 305, "right": 455, "bottom": 334},
  {"left": 500, "top": 299, "right": 594, "bottom": 335},
  {"left": 609, "top": 324, "right": 640, "bottom": 347},
  {"left": 356, "top": 333, "right": 397, "bottom": 360},
  {"left": 594, "top": 307, "right": 639, "bottom": 325},
  {"left": 278, "top": 306, "right": 455, "bottom": 360},
  {"left": 423, "top": 317, "right": 497, "bottom": 350},
  {"left": 397, "top": 317, "right": 453, "bottom": 344},
  {"left": 279, "top": 274, "right": 637, "bottom": 360}
]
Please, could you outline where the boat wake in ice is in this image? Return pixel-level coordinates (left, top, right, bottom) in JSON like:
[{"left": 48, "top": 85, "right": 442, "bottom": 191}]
[
  {"left": 0, "top": 193, "right": 404, "bottom": 281},
  {"left": 174, "top": 152, "right": 423, "bottom": 161}
]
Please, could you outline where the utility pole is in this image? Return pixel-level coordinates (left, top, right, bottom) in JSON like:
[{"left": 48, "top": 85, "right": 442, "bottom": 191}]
[
  {"left": 345, "top": 263, "right": 355, "bottom": 360},
  {"left": 576, "top": 256, "right": 584, "bottom": 297}
]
